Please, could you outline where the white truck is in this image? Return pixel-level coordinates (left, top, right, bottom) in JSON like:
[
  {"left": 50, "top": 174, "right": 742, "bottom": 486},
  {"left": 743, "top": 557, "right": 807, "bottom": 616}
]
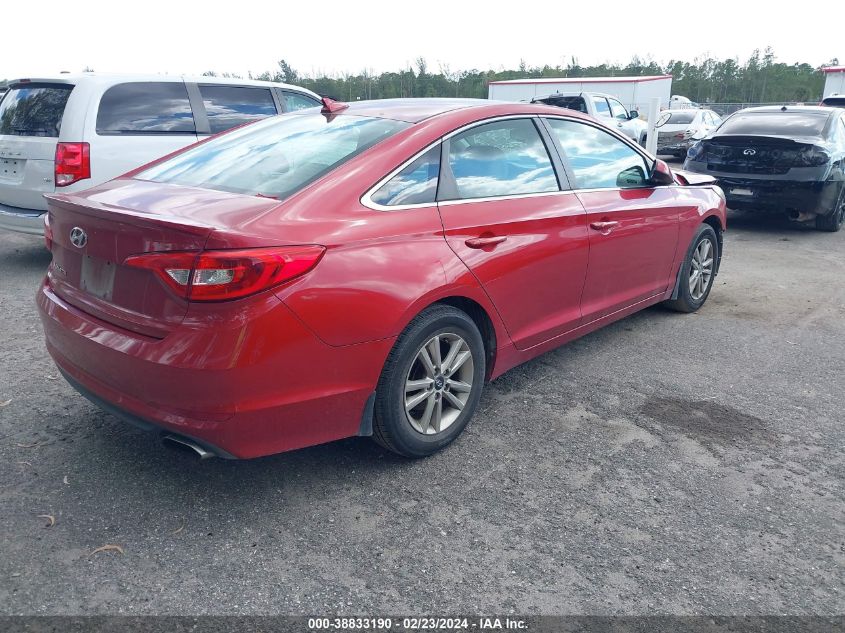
[{"left": 531, "top": 92, "right": 648, "bottom": 145}]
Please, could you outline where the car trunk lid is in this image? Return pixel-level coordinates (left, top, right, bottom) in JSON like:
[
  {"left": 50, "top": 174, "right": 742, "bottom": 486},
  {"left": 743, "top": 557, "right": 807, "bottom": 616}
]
[
  {"left": 45, "top": 179, "right": 283, "bottom": 338},
  {"left": 699, "top": 135, "right": 819, "bottom": 175}
]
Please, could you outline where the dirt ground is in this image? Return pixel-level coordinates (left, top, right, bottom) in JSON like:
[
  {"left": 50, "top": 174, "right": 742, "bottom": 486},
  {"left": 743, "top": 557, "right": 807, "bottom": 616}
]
[{"left": 0, "top": 211, "right": 843, "bottom": 615}]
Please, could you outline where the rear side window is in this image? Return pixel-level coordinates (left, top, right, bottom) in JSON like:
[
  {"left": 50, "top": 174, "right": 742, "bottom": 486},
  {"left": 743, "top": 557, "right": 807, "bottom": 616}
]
[
  {"left": 546, "top": 118, "right": 650, "bottom": 189},
  {"left": 138, "top": 113, "right": 409, "bottom": 201},
  {"left": 200, "top": 85, "right": 277, "bottom": 133},
  {"left": 445, "top": 119, "right": 558, "bottom": 200},
  {"left": 371, "top": 146, "right": 440, "bottom": 206},
  {"left": 284, "top": 91, "right": 320, "bottom": 111},
  {"left": 591, "top": 96, "right": 611, "bottom": 118},
  {"left": 718, "top": 112, "right": 829, "bottom": 137},
  {"left": 0, "top": 84, "right": 73, "bottom": 137},
  {"left": 97, "top": 82, "right": 195, "bottom": 134}
]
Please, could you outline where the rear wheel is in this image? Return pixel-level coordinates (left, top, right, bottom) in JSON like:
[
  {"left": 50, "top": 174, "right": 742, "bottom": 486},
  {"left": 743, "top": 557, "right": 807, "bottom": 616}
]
[
  {"left": 816, "top": 184, "right": 845, "bottom": 232},
  {"left": 373, "top": 305, "right": 485, "bottom": 458},
  {"left": 663, "top": 224, "right": 719, "bottom": 313}
]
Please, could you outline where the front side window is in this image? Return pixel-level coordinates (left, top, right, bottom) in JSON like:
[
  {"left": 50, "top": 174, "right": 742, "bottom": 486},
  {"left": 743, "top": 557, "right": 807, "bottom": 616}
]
[
  {"left": 445, "top": 119, "right": 558, "bottom": 200},
  {"left": 138, "top": 113, "right": 409, "bottom": 201},
  {"left": 608, "top": 98, "right": 628, "bottom": 120},
  {"left": 592, "top": 96, "right": 611, "bottom": 118},
  {"left": 0, "top": 84, "right": 73, "bottom": 137},
  {"left": 284, "top": 91, "right": 320, "bottom": 112},
  {"left": 546, "top": 118, "right": 651, "bottom": 189},
  {"left": 371, "top": 146, "right": 440, "bottom": 206},
  {"left": 97, "top": 82, "right": 195, "bottom": 134},
  {"left": 199, "top": 85, "right": 277, "bottom": 134}
]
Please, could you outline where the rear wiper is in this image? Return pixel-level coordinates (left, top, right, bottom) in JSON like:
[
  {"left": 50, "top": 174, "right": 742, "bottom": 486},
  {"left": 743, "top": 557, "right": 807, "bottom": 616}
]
[{"left": 12, "top": 128, "right": 50, "bottom": 136}]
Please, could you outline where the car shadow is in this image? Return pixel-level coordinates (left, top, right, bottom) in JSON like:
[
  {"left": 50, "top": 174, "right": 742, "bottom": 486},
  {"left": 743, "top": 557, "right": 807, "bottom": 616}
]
[
  {"left": 726, "top": 208, "right": 818, "bottom": 236},
  {"left": 2, "top": 235, "right": 52, "bottom": 272}
]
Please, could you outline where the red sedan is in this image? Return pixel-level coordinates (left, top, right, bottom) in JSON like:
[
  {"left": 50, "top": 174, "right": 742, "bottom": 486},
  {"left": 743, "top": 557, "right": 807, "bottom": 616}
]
[{"left": 37, "top": 98, "right": 726, "bottom": 459}]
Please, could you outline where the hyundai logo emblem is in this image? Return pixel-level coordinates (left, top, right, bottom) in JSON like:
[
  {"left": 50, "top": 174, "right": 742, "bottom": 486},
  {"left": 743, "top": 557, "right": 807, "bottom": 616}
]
[
  {"left": 69, "top": 227, "right": 88, "bottom": 248},
  {"left": 743, "top": 148, "right": 757, "bottom": 156}
]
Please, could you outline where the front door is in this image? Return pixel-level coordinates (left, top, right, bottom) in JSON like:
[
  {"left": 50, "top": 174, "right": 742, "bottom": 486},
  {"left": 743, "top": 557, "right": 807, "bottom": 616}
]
[
  {"left": 437, "top": 117, "right": 590, "bottom": 350},
  {"left": 544, "top": 117, "right": 680, "bottom": 323}
]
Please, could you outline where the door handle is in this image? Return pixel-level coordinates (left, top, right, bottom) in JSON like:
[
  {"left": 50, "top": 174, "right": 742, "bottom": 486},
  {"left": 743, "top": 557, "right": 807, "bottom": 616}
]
[
  {"left": 590, "top": 221, "right": 620, "bottom": 233},
  {"left": 465, "top": 235, "right": 508, "bottom": 249}
]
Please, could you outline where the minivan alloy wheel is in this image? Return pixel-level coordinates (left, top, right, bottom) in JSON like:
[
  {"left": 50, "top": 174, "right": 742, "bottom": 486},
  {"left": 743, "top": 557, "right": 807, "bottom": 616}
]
[
  {"left": 689, "top": 239, "right": 714, "bottom": 301},
  {"left": 404, "top": 333, "right": 474, "bottom": 435}
]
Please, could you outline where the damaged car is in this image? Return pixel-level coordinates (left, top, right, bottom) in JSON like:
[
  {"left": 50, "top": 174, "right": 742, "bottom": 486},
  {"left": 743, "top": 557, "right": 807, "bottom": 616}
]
[
  {"left": 683, "top": 105, "right": 845, "bottom": 231},
  {"left": 655, "top": 109, "right": 722, "bottom": 158}
]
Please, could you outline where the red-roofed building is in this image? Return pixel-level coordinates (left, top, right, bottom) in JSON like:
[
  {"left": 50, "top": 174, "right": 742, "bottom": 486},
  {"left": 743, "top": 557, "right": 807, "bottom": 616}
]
[
  {"left": 822, "top": 66, "right": 845, "bottom": 98},
  {"left": 488, "top": 75, "right": 673, "bottom": 112}
]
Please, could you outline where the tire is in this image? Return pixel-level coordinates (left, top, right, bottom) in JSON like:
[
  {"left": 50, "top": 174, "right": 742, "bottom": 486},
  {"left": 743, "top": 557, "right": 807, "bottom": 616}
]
[
  {"left": 372, "top": 304, "right": 486, "bottom": 458},
  {"left": 815, "top": 184, "right": 845, "bottom": 232},
  {"left": 663, "top": 224, "right": 719, "bottom": 313}
]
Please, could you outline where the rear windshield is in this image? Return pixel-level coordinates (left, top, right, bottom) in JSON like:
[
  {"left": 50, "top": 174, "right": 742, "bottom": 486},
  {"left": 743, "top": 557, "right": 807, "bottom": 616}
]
[
  {"left": 718, "top": 112, "right": 829, "bottom": 137},
  {"left": 658, "top": 111, "right": 697, "bottom": 126},
  {"left": 536, "top": 96, "right": 588, "bottom": 113},
  {"left": 0, "top": 83, "right": 73, "bottom": 137},
  {"left": 137, "top": 113, "right": 410, "bottom": 200}
]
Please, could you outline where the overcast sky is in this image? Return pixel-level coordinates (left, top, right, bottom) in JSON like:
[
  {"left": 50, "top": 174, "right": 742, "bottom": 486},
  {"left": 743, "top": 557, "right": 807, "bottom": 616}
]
[{"left": 2, "top": 1, "right": 841, "bottom": 80}]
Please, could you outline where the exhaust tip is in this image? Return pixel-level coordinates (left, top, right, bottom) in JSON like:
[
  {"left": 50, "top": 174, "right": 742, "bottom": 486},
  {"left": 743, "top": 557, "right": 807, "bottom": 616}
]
[{"left": 162, "top": 434, "right": 215, "bottom": 460}]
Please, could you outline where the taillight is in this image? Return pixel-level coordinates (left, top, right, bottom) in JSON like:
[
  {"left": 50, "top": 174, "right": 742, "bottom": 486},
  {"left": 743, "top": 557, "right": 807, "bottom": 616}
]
[
  {"left": 793, "top": 146, "right": 830, "bottom": 167},
  {"left": 43, "top": 213, "right": 53, "bottom": 251},
  {"left": 124, "top": 246, "right": 325, "bottom": 301},
  {"left": 55, "top": 142, "right": 90, "bottom": 186}
]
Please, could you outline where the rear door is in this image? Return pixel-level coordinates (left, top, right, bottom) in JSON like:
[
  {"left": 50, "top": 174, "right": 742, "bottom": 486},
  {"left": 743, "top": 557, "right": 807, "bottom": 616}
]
[
  {"left": 0, "top": 82, "right": 74, "bottom": 211},
  {"left": 437, "top": 117, "right": 590, "bottom": 350},
  {"left": 544, "top": 117, "right": 680, "bottom": 322},
  {"left": 92, "top": 81, "right": 199, "bottom": 184}
]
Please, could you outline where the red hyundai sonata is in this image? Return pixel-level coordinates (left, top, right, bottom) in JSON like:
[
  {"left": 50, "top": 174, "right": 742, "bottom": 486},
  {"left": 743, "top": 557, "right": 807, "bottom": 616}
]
[{"left": 37, "top": 98, "right": 726, "bottom": 459}]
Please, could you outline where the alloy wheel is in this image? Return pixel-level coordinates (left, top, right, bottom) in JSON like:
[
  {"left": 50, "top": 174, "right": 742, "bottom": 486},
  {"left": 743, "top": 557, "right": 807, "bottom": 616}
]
[
  {"left": 688, "top": 238, "right": 714, "bottom": 301},
  {"left": 404, "top": 333, "right": 474, "bottom": 435}
]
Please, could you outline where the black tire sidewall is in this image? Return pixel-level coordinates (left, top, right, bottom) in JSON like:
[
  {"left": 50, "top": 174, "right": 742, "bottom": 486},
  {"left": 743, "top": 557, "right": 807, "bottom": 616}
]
[
  {"left": 376, "top": 308, "right": 486, "bottom": 457},
  {"left": 678, "top": 225, "right": 718, "bottom": 310}
]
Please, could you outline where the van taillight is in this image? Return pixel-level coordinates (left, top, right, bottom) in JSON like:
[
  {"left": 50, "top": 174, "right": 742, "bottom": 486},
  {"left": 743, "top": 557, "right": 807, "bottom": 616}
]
[
  {"left": 55, "top": 142, "right": 90, "bottom": 187},
  {"left": 124, "top": 246, "right": 326, "bottom": 301}
]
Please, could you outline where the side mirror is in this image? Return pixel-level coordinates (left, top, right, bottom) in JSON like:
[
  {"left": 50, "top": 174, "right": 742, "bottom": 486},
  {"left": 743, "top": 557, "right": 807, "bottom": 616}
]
[
  {"left": 629, "top": 110, "right": 640, "bottom": 119},
  {"left": 650, "top": 159, "right": 675, "bottom": 186}
]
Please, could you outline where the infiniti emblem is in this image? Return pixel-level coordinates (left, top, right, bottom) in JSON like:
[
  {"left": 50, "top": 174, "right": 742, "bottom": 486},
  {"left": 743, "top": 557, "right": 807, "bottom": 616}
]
[
  {"left": 743, "top": 148, "right": 757, "bottom": 156},
  {"left": 69, "top": 227, "right": 88, "bottom": 248}
]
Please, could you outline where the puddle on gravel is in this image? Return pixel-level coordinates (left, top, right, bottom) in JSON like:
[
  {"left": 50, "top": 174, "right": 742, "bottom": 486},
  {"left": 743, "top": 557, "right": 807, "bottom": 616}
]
[{"left": 640, "top": 396, "right": 767, "bottom": 443}]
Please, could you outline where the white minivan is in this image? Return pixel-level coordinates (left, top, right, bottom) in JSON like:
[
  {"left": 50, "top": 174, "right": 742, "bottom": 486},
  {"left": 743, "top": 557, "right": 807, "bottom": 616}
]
[{"left": 0, "top": 74, "right": 322, "bottom": 235}]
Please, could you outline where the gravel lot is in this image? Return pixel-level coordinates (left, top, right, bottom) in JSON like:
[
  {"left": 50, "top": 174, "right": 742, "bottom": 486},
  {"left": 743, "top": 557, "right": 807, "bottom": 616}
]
[{"left": 0, "top": 211, "right": 843, "bottom": 616}]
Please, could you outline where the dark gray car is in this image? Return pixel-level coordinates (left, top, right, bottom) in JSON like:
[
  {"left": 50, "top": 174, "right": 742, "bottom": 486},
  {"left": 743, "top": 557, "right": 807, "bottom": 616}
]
[{"left": 683, "top": 105, "right": 845, "bottom": 231}]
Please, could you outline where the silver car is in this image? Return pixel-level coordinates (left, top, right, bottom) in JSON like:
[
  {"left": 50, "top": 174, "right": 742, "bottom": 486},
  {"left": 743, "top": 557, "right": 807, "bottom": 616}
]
[{"left": 655, "top": 109, "right": 722, "bottom": 158}]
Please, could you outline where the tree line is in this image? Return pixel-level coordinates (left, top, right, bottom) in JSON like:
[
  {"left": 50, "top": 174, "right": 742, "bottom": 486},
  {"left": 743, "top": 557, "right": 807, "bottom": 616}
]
[
  {"left": 215, "top": 48, "right": 835, "bottom": 105},
  {"left": 1, "top": 49, "right": 836, "bottom": 104}
]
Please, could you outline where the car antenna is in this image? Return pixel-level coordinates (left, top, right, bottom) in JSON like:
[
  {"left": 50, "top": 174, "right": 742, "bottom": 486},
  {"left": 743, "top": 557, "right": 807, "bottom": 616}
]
[{"left": 781, "top": 105, "right": 788, "bottom": 111}]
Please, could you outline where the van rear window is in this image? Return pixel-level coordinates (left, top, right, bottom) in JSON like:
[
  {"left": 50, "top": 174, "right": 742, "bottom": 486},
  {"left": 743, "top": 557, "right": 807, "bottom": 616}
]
[
  {"left": 0, "top": 84, "right": 73, "bottom": 137},
  {"left": 97, "top": 82, "right": 196, "bottom": 134}
]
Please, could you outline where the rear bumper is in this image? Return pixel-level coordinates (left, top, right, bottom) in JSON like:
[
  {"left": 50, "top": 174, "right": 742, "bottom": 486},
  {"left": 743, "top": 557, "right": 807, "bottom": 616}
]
[
  {"left": 0, "top": 203, "right": 44, "bottom": 235},
  {"left": 718, "top": 179, "right": 841, "bottom": 215},
  {"left": 37, "top": 280, "right": 394, "bottom": 459},
  {"left": 657, "top": 141, "right": 693, "bottom": 156}
]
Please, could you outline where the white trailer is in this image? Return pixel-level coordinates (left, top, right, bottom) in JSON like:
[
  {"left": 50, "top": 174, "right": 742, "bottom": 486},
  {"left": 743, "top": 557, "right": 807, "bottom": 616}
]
[
  {"left": 488, "top": 75, "right": 673, "bottom": 113},
  {"left": 822, "top": 67, "right": 845, "bottom": 98}
]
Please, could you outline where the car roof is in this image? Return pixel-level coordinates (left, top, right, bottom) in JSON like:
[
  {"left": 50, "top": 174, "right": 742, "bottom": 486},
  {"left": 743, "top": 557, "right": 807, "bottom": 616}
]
[
  {"left": 5, "top": 72, "right": 319, "bottom": 97},
  {"left": 312, "top": 98, "right": 595, "bottom": 124}
]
